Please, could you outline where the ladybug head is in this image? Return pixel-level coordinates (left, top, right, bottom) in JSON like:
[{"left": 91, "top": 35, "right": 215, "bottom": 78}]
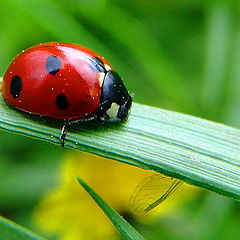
[{"left": 97, "top": 71, "right": 132, "bottom": 122}]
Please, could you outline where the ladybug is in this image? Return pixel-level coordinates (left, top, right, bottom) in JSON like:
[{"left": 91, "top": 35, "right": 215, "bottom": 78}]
[{"left": 1, "top": 42, "right": 132, "bottom": 146}]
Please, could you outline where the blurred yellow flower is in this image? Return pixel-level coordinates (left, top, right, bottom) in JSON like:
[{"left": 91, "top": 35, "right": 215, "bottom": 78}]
[{"left": 33, "top": 151, "right": 198, "bottom": 240}]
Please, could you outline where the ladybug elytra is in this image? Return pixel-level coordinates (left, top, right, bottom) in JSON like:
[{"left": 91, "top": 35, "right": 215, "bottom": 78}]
[{"left": 1, "top": 42, "right": 132, "bottom": 146}]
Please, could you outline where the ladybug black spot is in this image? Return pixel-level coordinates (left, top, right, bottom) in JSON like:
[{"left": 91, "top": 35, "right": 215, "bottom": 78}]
[
  {"left": 56, "top": 93, "right": 68, "bottom": 110},
  {"left": 89, "top": 57, "right": 106, "bottom": 73},
  {"left": 10, "top": 75, "right": 22, "bottom": 98},
  {"left": 46, "top": 55, "right": 62, "bottom": 75}
]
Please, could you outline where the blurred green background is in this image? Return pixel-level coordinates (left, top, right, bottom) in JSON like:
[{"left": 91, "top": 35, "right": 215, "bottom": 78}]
[{"left": 0, "top": 0, "right": 240, "bottom": 239}]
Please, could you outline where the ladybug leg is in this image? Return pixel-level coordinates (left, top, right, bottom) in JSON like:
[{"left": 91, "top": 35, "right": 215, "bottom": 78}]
[
  {"left": 96, "top": 115, "right": 106, "bottom": 124},
  {"left": 60, "top": 123, "right": 69, "bottom": 147},
  {"left": 60, "top": 115, "right": 97, "bottom": 147},
  {"left": 95, "top": 100, "right": 110, "bottom": 123}
]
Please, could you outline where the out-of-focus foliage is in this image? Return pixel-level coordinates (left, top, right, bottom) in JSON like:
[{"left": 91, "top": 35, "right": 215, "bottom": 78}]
[
  {"left": 32, "top": 152, "right": 197, "bottom": 240},
  {"left": 0, "top": 0, "right": 240, "bottom": 240},
  {"left": 33, "top": 152, "right": 150, "bottom": 240}
]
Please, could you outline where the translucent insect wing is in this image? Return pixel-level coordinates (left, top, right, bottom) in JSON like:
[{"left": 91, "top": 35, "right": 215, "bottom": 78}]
[{"left": 129, "top": 174, "right": 183, "bottom": 215}]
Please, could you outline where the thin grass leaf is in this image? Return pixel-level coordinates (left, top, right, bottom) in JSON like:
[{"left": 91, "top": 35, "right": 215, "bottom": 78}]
[
  {"left": 0, "top": 85, "right": 239, "bottom": 200},
  {"left": 0, "top": 216, "right": 46, "bottom": 240},
  {"left": 77, "top": 177, "right": 145, "bottom": 240}
]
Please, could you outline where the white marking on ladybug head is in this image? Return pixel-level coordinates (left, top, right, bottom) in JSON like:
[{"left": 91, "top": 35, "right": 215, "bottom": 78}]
[
  {"left": 106, "top": 102, "right": 120, "bottom": 119},
  {"left": 104, "top": 64, "right": 111, "bottom": 71},
  {"left": 98, "top": 72, "right": 105, "bottom": 86}
]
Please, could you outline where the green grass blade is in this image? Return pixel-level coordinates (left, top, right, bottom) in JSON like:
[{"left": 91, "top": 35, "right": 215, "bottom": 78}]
[
  {"left": 0, "top": 216, "right": 46, "bottom": 240},
  {"left": 0, "top": 94, "right": 239, "bottom": 200},
  {"left": 77, "top": 177, "right": 145, "bottom": 240}
]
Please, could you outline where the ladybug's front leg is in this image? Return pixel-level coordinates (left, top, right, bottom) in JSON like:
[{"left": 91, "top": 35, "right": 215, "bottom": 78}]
[
  {"left": 60, "top": 115, "right": 97, "bottom": 147},
  {"left": 60, "top": 123, "right": 69, "bottom": 147}
]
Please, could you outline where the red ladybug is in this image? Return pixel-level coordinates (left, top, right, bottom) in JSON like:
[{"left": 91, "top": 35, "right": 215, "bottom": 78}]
[{"left": 2, "top": 42, "right": 132, "bottom": 146}]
